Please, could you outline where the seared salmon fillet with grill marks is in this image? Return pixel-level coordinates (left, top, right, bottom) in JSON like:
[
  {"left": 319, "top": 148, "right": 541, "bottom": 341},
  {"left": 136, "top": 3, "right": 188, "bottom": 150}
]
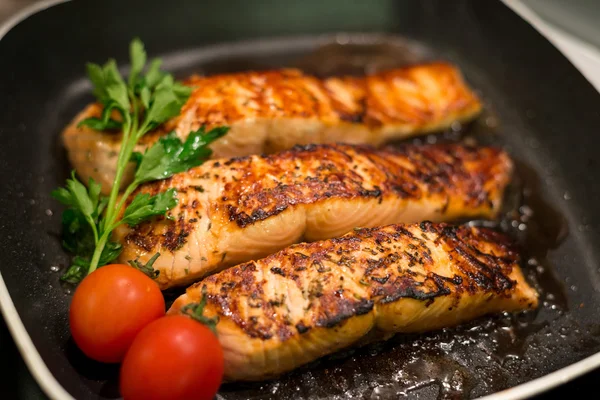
[
  {"left": 168, "top": 222, "right": 538, "bottom": 381},
  {"left": 113, "top": 143, "right": 513, "bottom": 289},
  {"left": 63, "top": 63, "right": 482, "bottom": 193}
]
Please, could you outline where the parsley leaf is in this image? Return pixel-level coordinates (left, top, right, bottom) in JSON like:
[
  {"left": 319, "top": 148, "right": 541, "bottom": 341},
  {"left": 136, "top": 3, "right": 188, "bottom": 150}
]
[
  {"left": 85, "top": 59, "right": 130, "bottom": 111},
  {"left": 60, "top": 209, "right": 95, "bottom": 257},
  {"left": 99, "top": 241, "right": 123, "bottom": 265},
  {"left": 52, "top": 172, "right": 102, "bottom": 243},
  {"left": 128, "top": 38, "right": 147, "bottom": 87},
  {"left": 78, "top": 117, "right": 122, "bottom": 131},
  {"left": 144, "top": 59, "right": 164, "bottom": 88},
  {"left": 103, "top": 61, "right": 130, "bottom": 111},
  {"left": 78, "top": 99, "right": 123, "bottom": 131},
  {"left": 134, "top": 126, "right": 228, "bottom": 184},
  {"left": 142, "top": 76, "right": 192, "bottom": 131},
  {"left": 60, "top": 241, "right": 122, "bottom": 284},
  {"left": 85, "top": 63, "right": 110, "bottom": 104},
  {"left": 120, "top": 189, "right": 178, "bottom": 227},
  {"left": 61, "top": 257, "right": 89, "bottom": 284}
]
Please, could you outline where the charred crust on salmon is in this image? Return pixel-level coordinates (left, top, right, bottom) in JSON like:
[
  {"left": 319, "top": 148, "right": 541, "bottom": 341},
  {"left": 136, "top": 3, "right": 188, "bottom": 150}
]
[
  {"left": 114, "top": 142, "right": 512, "bottom": 289},
  {"left": 224, "top": 143, "right": 505, "bottom": 229},
  {"left": 167, "top": 223, "right": 538, "bottom": 381},
  {"left": 178, "top": 223, "right": 537, "bottom": 342},
  {"left": 62, "top": 63, "right": 482, "bottom": 194}
]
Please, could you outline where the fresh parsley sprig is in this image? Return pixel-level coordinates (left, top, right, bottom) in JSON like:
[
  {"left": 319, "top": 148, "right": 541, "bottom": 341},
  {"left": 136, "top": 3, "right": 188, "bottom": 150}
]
[{"left": 52, "top": 38, "right": 228, "bottom": 283}]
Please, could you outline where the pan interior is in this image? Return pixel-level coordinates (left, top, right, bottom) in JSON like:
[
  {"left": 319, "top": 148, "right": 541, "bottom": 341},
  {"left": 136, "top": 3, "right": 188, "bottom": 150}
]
[{"left": 47, "top": 35, "right": 600, "bottom": 399}]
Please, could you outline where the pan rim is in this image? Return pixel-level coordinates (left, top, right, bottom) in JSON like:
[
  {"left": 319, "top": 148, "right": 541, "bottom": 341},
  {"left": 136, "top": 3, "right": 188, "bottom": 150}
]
[
  {"left": 0, "top": 1, "right": 598, "bottom": 399},
  {"left": 502, "top": 0, "right": 600, "bottom": 92}
]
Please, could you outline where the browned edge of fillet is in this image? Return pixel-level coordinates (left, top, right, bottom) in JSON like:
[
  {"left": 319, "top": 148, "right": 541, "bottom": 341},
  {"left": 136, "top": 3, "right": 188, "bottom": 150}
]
[{"left": 168, "top": 222, "right": 538, "bottom": 381}]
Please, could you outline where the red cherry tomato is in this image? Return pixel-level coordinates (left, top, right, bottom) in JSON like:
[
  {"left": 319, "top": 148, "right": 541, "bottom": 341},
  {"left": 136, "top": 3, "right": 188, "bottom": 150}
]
[
  {"left": 120, "top": 315, "right": 224, "bottom": 400},
  {"left": 69, "top": 264, "right": 165, "bottom": 363}
]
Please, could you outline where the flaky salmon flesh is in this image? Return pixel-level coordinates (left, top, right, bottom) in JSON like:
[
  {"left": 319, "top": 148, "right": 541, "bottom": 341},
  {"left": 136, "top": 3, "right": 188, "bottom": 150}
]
[
  {"left": 113, "top": 143, "right": 513, "bottom": 289},
  {"left": 63, "top": 63, "right": 482, "bottom": 193},
  {"left": 168, "top": 222, "right": 538, "bottom": 381}
]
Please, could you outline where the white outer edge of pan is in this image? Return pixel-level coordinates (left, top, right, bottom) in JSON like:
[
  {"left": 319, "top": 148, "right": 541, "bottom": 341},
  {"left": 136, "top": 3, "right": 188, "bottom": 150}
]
[
  {"left": 0, "top": 1, "right": 598, "bottom": 399},
  {"left": 503, "top": 0, "right": 600, "bottom": 92},
  {"left": 0, "top": 3, "right": 75, "bottom": 400},
  {"left": 0, "top": 273, "right": 75, "bottom": 400},
  {"left": 0, "top": 1, "right": 75, "bottom": 397}
]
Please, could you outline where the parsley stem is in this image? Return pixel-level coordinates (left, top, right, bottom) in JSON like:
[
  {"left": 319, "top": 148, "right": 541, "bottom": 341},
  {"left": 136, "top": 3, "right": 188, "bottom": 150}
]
[
  {"left": 88, "top": 96, "right": 150, "bottom": 272},
  {"left": 88, "top": 230, "right": 110, "bottom": 274},
  {"left": 108, "top": 182, "right": 139, "bottom": 231},
  {"left": 104, "top": 117, "right": 132, "bottom": 225},
  {"left": 85, "top": 215, "right": 99, "bottom": 245},
  {"left": 135, "top": 119, "right": 151, "bottom": 142},
  {"left": 89, "top": 115, "right": 134, "bottom": 272},
  {"left": 88, "top": 95, "right": 151, "bottom": 272},
  {"left": 130, "top": 91, "right": 139, "bottom": 135}
]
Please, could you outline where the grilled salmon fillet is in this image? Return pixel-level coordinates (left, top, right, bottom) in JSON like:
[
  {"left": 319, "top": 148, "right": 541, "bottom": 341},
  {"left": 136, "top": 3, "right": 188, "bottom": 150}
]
[
  {"left": 168, "top": 222, "right": 538, "bottom": 381},
  {"left": 113, "top": 143, "right": 512, "bottom": 289},
  {"left": 63, "top": 62, "right": 482, "bottom": 193}
]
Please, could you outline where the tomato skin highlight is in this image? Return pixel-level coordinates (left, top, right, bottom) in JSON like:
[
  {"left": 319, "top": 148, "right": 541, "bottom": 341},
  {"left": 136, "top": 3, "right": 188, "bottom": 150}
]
[
  {"left": 120, "top": 315, "right": 224, "bottom": 400},
  {"left": 69, "top": 264, "right": 165, "bottom": 363}
]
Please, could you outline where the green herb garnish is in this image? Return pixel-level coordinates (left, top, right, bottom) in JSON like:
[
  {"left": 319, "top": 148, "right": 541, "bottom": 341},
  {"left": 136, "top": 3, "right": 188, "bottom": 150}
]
[
  {"left": 129, "top": 252, "right": 161, "bottom": 279},
  {"left": 180, "top": 286, "right": 219, "bottom": 334},
  {"left": 52, "top": 38, "right": 228, "bottom": 283}
]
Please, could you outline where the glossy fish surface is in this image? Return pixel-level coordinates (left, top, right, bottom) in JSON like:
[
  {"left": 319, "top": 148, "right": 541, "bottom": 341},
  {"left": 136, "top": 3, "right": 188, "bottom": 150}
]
[
  {"left": 169, "top": 222, "right": 538, "bottom": 381},
  {"left": 113, "top": 143, "right": 512, "bottom": 289},
  {"left": 62, "top": 63, "right": 482, "bottom": 192}
]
